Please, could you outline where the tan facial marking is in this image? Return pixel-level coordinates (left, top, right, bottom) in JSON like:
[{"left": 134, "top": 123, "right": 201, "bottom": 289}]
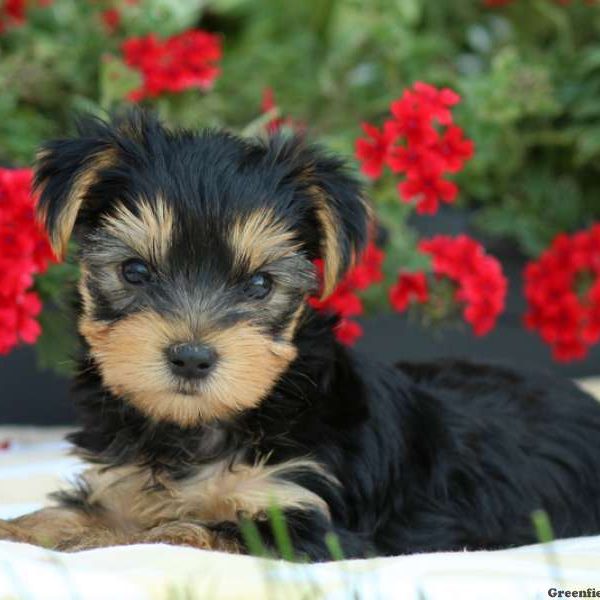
[
  {"left": 78, "top": 264, "right": 94, "bottom": 316},
  {"left": 230, "top": 209, "right": 300, "bottom": 271},
  {"left": 283, "top": 302, "right": 306, "bottom": 342},
  {"left": 80, "top": 311, "right": 297, "bottom": 426},
  {"left": 102, "top": 197, "right": 174, "bottom": 264},
  {"left": 36, "top": 148, "right": 116, "bottom": 258}
]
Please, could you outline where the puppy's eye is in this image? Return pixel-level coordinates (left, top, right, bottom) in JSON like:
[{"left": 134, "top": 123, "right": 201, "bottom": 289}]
[
  {"left": 243, "top": 272, "right": 273, "bottom": 300},
  {"left": 122, "top": 259, "right": 151, "bottom": 285}
]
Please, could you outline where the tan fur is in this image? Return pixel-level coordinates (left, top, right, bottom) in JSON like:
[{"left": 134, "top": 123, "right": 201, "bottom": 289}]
[
  {"left": 36, "top": 149, "right": 116, "bottom": 258},
  {"left": 304, "top": 184, "right": 344, "bottom": 299},
  {"left": 130, "top": 522, "right": 242, "bottom": 552},
  {"left": 0, "top": 458, "right": 332, "bottom": 552},
  {"left": 78, "top": 264, "right": 94, "bottom": 317},
  {"left": 283, "top": 302, "right": 306, "bottom": 341},
  {"left": 0, "top": 508, "right": 101, "bottom": 549},
  {"left": 80, "top": 312, "right": 297, "bottom": 426},
  {"left": 307, "top": 185, "right": 373, "bottom": 298},
  {"left": 0, "top": 511, "right": 236, "bottom": 552},
  {"left": 313, "top": 201, "right": 342, "bottom": 299},
  {"left": 102, "top": 198, "right": 174, "bottom": 264},
  {"left": 230, "top": 209, "right": 300, "bottom": 271},
  {"left": 82, "top": 458, "right": 331, "bottom": 528}
]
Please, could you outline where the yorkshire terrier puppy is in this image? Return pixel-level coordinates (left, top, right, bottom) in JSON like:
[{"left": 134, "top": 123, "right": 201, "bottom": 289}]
[{"left": 1, "top": 111, "right": 600, "bottom": 559}]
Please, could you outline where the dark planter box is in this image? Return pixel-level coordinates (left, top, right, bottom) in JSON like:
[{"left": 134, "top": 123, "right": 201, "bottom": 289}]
[
  {"left": 0, "top": 347, "right": 75, "bottom": 425},
  {"left": 1, "top": 208, "right": 598, "bottom": 425}
]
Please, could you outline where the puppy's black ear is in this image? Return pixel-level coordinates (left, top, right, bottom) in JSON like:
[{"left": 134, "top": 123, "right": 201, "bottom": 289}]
[
  {"left": 268, "top": 135, "right": 371, "bottom": 297},
  {"left": 34, "top": 122, "right": 116, "bottom": 258}
]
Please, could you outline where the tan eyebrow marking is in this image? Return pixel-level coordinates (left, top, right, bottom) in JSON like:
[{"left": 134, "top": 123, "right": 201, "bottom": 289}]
[
  {"left": 102, "top": 196, "right": 174, "bottom": 263},
  {"left": 229, "top": 208, "right": 300, "bottom": 271}
]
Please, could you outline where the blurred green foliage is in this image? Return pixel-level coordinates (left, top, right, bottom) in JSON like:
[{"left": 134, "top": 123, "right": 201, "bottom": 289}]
[{"left": 1, "top": 0, "right": 599, "bottom": 255}]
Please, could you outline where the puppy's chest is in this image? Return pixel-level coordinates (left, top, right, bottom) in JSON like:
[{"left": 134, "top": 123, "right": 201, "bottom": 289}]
[{"left": 80, "top": 456, "right": 328, "bottom": 530}]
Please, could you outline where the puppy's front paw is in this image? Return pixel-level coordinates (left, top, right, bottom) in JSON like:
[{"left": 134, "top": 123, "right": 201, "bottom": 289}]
[
  {"left": 0, "top": 519, "right": 32, "bottom": 544},
  {"left": 133, "top": 522, "right": 241, "bottom": 553}
]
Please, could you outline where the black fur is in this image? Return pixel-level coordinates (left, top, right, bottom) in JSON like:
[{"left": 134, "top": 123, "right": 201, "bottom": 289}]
[{"left": 38, "top": 112, "right": 600, "bottom": 560}]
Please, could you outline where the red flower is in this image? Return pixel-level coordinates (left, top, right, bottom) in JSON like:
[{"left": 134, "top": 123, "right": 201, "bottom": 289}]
[
  {"left": 259, "top": 88, "right": 300, "bottom": 133},
  {"left": 390, "top": 92, "right": 438, "bottom": 146},
  {"left": 387, "top": 143, "right": 442, "bottom": 176},
  {"left": 435, "top": 126, "right": 475, "bottom": 173},
  {"left": 390, "top": 235, "right": 507, "bottom": 336},
  {"left": 309, "top": 242, "right": 385, "bottom": 345},
  {"left": 411, "top": 82, "right": 461, "bottom": 126},
  {"left": 0, "top": 0, "right": 51, "bottom": 33},
  {"left": 398, "top": 164, "right": 458, "bottom": 215},
  {"left": 101, "top": 8, "right": 120, "bottom": 33},
  {"left": 0, "top": 168, "right": 55, "bottom": 355},
  {"left": 334, "top": 319, "right": 363, "bottom": 346},
  {"left": 345, "top": 242, "right": 385, "bottom": 290},
  {"left": 389, "top": 273, "right": 429, "bottom": 311},
  {"left": 355, "top": 122, "right": 397, "bottom": 179},
  {"left": 355, "top": 82, "right": 473, "bottom": 216},
  {"left": 123, "top": 30, "right": 221, "bottom": 101},
  {"left": 4, "top": 0, "right": 25, "bottom": 22},
  {"left": 524, "top": 224, "right": 600, "bottom": 362},
  {"left": 261, "top": 88, "right": 277, "bottom": 112}
]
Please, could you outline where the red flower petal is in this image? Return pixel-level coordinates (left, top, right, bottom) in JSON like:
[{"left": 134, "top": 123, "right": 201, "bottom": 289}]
[
  {"left": 334, "top": 319, "right": 363, "bottom": 346},
  {"left": 415, "top": 235, "right": 507, "bottom": 335},
  {"left": 389, "top": 272, "right": 429, "bottom": 312},
  {"left": 0, "top": 168, "right": 54, "bottom": 355},
  {"left": 524, "top": 224, "right": 600, "bottom": 362},
  {"left": 123, "top": 30, "right": 222, "bottom": 101}
]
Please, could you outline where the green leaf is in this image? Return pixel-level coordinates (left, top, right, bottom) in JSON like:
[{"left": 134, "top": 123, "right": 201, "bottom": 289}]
[
  {"left": 36, "top": 307, "right": 76, "bottom": 376},
  {"left": 99, "top": 54, "right": 142, "bottom": 109}
]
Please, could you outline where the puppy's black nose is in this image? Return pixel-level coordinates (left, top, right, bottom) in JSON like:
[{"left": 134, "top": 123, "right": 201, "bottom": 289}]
[{"left": 166, "top": 343, "right": 218, "bottom": 380}]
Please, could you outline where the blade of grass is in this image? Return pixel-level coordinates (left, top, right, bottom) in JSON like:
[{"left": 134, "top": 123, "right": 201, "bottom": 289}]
[
  {"left": 267, "top": 503, "right": 296, "bottom": 562},
  {"left": 324, "top": 532, "right": 345, "bottom": 561},
  {"left": 531, "top": 509, "right": 563, "bottom": 585},
  {"left": 239, "top": 518, "right": 271, "bottom": 559},
  {"left": 532, "top": 509, "right": 555, "bottom": 543}
]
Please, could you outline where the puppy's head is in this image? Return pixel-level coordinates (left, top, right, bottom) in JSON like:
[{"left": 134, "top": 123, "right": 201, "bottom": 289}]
[{"left": 35, "top": 112, "right": 369, "bottom": 426}]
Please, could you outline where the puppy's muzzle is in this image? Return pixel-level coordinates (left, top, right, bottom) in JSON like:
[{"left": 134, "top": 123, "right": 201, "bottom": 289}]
[{"left": 166, "top": 343, "right": 218, "bottom": 380}]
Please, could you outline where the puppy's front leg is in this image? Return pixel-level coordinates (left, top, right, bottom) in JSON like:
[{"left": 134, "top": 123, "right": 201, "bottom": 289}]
[
  {"left": 0, "top": 507, "right": 123, "bottom": 550},
  {"left": 128, "top": 521, "right": 242, "bottom": 553}
]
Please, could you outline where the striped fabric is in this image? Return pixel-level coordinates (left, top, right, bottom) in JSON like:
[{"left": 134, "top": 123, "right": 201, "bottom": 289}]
[{"left": 1, "top": 379, "right": 599, "bottom": 600}]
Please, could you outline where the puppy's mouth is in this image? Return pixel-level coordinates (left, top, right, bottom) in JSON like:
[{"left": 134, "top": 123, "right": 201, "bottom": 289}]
[{"left": 173, "top": 380, "right": 207, "bottom": 396}]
